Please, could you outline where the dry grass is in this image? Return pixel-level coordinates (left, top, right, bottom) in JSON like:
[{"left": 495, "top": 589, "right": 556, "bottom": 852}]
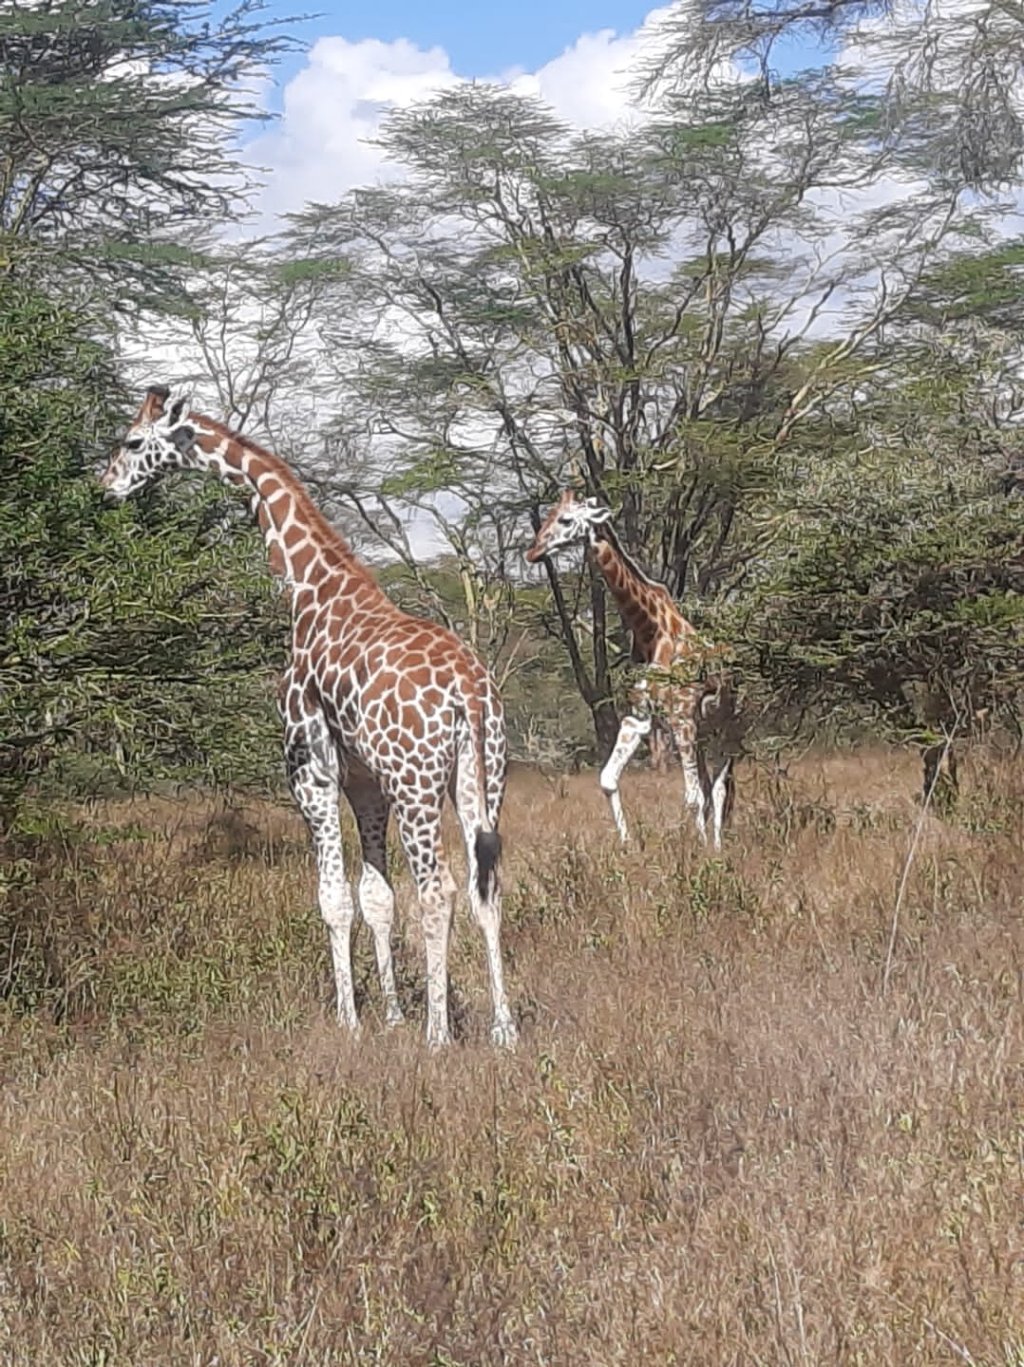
[{"left": 1, "top": 747, "right": 1023, "bottom": 1364}]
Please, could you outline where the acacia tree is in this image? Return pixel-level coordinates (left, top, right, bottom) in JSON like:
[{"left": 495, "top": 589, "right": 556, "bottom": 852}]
[
  {"left": 724, "top": 240, "right": 1024, "bottom": 795},
  {"left": 0, "top": 0, "right": 292, "bottom": 312},
  {"left": 0, "top": 0, "right": 294, "bottom": 816},
  {"left": 641, "top": 0, "right": 1024, "bottom": 195},
  {"left": 639, "top": 0, "right": 1024, "bottom": 788},
  {"left": 287, "top": 63, "right": 973, "bottom": 756}
]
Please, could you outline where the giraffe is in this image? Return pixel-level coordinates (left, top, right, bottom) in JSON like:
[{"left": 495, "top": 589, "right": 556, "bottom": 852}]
[
  {"left": 99, "top": 385, "right": 517, "bottom": 1050},
  {"left": 525, "top": 489, "right": 735, "bottom": 848}
]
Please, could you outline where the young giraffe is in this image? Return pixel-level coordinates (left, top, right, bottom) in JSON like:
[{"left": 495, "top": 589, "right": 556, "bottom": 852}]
[
  {"left": 100, "top": 385, "right": 516, "bottom": 1049},
  {"left": 526, "top": 489, "right": 735, "bottom": 848}
]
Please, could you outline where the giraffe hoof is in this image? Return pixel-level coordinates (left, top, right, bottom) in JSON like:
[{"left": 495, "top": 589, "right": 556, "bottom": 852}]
[
  {"left": 384, "top": 1007, "right": 405, "bottom": 1029},
  {"left": 425, "top": 1027, "right": 451, "bottom": 1051},
  {"left": 491, "top": 1019, "right": 519, "bottom": 1050}
]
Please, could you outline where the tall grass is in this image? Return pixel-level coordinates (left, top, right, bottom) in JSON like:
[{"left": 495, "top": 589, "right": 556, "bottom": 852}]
[{"left": 1, "top": 748, "right": 1022, "bottom": 1364}]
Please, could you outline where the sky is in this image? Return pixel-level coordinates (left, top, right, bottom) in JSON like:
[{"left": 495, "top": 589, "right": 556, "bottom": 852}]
[
  {"left": 257, "top": 0, "right": 665, "bottom": 96},
  {"left": 233, "top": 0, "right": 825, "bottom": 232},
  {"left": 240, "top": 0, "right": 673, "bottom": 228}
]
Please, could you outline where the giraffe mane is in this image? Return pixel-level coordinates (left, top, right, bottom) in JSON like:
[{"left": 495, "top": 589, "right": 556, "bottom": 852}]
[
  {"left": 195, "top": 415, "right": 372, "bottom": 577},
  {"left": 594, "top": 515, "right": 673, "bottom": 599}
]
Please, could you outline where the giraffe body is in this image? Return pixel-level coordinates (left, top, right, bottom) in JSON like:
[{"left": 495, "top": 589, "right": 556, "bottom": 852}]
[
  {"left": 526, "top": 490, "right": 735, "bottom": 848},
  {"left": 101, "top": 386, "right": 516, "bottom": 1049}
]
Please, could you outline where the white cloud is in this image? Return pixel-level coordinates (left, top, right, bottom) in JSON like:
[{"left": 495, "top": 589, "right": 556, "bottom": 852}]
[
  {"left": 241, "top": 9, "right": 678, "bottom": 231},
  {"left": 508, "top": 6, "right": 674, "bottom": 129},
  {"left": 243, "top": 35, "right": 460, "bottom": 230}
]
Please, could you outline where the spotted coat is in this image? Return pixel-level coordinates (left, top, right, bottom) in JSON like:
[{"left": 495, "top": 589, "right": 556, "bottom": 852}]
[
  {"left": 526, "top": 488, "right": 735, "bottom": 847},
  {"left": 101, "top": 385, "right": 516, "bottom": 1049}
]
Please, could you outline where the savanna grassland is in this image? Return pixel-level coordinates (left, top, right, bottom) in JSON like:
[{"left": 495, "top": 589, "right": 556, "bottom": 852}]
[{"left": 1, "top": 748, "right": 1023, "bottom": 1365}]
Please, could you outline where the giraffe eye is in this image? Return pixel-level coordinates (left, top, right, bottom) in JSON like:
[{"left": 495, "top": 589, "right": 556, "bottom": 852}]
[
  {"left": 557, "top": 515, "right": 572, "bottom": 525},
  {"left": 125, "top": 438, "right": 143, "bottom": 452}
]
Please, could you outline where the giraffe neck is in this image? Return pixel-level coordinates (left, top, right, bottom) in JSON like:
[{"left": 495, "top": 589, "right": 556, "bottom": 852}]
[
  {"left": 187, "top": 416, "right": 382, "bottom": 599},
  {"left": 587, "top": 523, "right": 695, "bottom": 663},
  {"left": 588, "top": 525, "right": 664, "bottom": 626}
]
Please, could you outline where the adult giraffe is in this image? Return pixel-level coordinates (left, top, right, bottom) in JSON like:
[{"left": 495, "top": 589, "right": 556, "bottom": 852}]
[
  {"left": 526, "top": 489, "right": 735, "bottom": 848},
  {"left": 100, "top": 385, "right": 516, "bottom": 1049}
]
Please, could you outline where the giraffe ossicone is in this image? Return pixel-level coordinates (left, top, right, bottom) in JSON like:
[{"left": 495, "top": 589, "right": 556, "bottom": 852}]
[
  {"left": 101, "top": 383, "right": 517, "bottom": 1050},
  {"left": 526, "top": 488, "right": 736, "bottom": 849}
]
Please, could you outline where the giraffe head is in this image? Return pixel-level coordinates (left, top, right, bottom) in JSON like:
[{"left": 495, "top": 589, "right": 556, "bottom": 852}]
[
  {"left": 99, "top": 384, "right": 198, "bottom": 501},
  {"left": 524, "top": 489, "right": 613, "bottom": 563}
]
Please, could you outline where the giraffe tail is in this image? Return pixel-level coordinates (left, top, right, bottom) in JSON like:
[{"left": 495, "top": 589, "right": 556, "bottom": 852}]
[
  {"left": 458, "top": 683, "right": 502, "bottom": 903},
  {"left": 474, "top": 829, "right": 502, "bottom": 903}
]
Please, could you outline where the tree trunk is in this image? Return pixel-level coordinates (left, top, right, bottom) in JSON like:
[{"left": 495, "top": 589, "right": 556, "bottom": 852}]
[
  {"left": 922, "top": 742, "right": 958, "bottom": 816},
  {"left": 591, "top": 696, "right": 620, "bottom": 763}
]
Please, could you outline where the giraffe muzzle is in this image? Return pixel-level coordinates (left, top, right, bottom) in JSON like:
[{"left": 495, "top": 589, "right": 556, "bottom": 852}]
[{"left": 98, "top": 465, "right": 131, "bottom": 503}]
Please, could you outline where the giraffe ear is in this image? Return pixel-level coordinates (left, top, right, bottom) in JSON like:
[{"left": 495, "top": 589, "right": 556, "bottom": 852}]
[
  {"left": 139, "top": 385, "right": 170, "bottom": 423},
  {"left": 163, "top": 388, "right": 193, "bottom": 429}
]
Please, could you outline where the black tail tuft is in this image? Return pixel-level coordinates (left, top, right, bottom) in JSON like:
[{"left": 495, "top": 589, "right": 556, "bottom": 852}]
[{"left": 474, "top": 829, "right": 502, "bottom": 902}]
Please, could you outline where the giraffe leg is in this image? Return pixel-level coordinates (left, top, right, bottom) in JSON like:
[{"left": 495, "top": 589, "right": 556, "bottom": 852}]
[
  {"left": 452, "top": 738, "right": 517, "bottom": 1049},
  {"left": 708, "top": 758, "right": 735, "bottom": 851},
  {"left": 671, "top": 716, "right": 710, "bottom": 846},
  {"left": 284, "top": 719, "right": 359, "bottom": 1031},
  {"left": 395, "top": 802, "right": 455, "bottom": 1050},
  {"left": 598, "top": 714, "right": 652, "bottom": 843},
  {"left": 345, "top": 775, "right": 403, "bottom": 1028}
]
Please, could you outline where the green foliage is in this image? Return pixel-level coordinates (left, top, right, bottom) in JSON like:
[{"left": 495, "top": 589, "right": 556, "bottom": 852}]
[
  {"left": 0, "top": 0, "right": 298, "bottom": 813},
  {"left": 905, "top": 240, "right": 1024, "bottom": 331},
  {"left": 643, "top": 0, "right": 1024, "bottom": 193},
  {"left": 0, "top": 2, "right": 307, "bottom": 441},
  {"left": 0, "top": 0, "right": 294, "bottom": 313},
  {"left": 277, "top": 256, "right": 351, "bottom": 285},
  {"left": 0, "top": 283, "right": 287, "bottom": 819},
  {"left": 724, "top": 409, "right": 1024, "bottom": 745}
]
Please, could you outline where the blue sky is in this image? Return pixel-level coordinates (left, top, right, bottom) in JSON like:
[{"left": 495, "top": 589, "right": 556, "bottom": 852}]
[
  {"left": 233, "top": 0, "right": 828, "bottom": 228},
  {"left": 246, "top": 0, "right": 823, "bottom": 121},
  {"left": 262, "top": 0, "right": 662, "bottom": 88}
]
